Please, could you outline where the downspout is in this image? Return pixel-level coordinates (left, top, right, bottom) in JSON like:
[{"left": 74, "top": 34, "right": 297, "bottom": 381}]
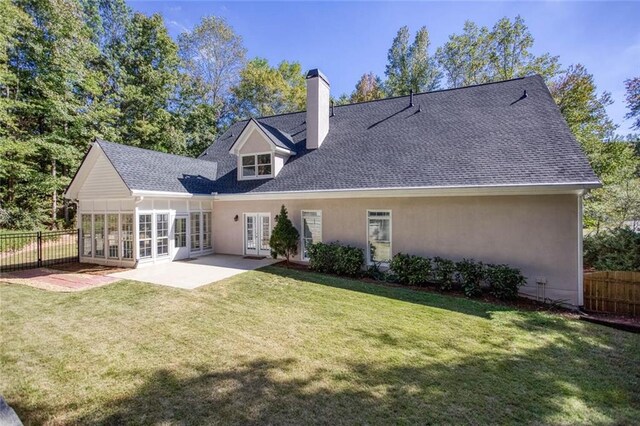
[{"left": 577, "top": 190, "right": 585, "bottom": 307}]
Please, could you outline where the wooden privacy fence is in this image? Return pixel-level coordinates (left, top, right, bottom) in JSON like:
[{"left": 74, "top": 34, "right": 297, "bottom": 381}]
[{"left": 584, "top": 271, "right": 640, "bottom": 316}]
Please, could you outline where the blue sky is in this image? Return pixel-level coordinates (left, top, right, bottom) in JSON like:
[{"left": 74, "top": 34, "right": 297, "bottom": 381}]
[{"left": 129, "top": 1, "right": 640, "bottom": 132}]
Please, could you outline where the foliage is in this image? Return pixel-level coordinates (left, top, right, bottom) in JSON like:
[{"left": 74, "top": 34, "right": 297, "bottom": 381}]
[
  {"left": 350, "top": 72, "right": 386, "bottom": 103},
  {"left": 231, "top": 58, "right": 306, "bottom": 118},
  {"left": 389, "top": 253, "right": 431, "bottom": 286},
  {"left": 584, "top": 227, "right": 640, "bottom": 271},
  {"left": 385, "top": 26, "right": 441, "bottom": 96},
  {"left": 436, "top": 16, "right": 559, "bottom": 88},
  {"left": 485, "top": 264, "right": 526, "bottom": 300},
  {"left": 269, "top": 205, "right": 299, "bottom": 265},
  {"left": 455, "top": 258, "right": 485, "bottom": 297},
  {"left": 431, "top": 256, "right": 456, "bottom": 290},
  {"left": 625, "top": 77, "right": 640, "bottom": 130},
  {"left": 307, "top": 242, "right": 364, "bottom": 277}
]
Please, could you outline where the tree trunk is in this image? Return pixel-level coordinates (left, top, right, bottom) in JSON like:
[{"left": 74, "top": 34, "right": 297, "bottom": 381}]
[{"left": 52, "top": 158, "right": 57, "bottom": 229}]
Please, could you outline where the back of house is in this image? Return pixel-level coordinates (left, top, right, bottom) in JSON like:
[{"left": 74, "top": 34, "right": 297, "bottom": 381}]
[{"left": 65, "top": 69, "right": 600, "bottom": 306}]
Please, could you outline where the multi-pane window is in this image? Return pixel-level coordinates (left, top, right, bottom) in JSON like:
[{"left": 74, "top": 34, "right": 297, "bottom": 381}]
[
  {"left": 94, "top": 214, "right": 105, "bottom": 258},
  {"left": 190, "top": 212, "right": 201, "bottom": 251},
  {"left": 139, "top": 214, "right": 152, "bottom": 258},
  {"left": 302, "top": 211, "right": 322, "bottom": 260},
  {"left": 156, "top": 213, "right": 169, "bottom": 256},
  {"left": 241, "top": 153, "right": 272, "bottom": 178},
  {"left": 367, "top": 211, "right": 391, "bottom": 264},
  {"left": 202, "top": 212, "right": 212, "bottom": 250},
  {"left": 174, "top": 217, "right": 187, "bottom": 248},
  {"left": 107, "top": 214, "right": 119, "bottom": 259},
  {"left": 121, "top": 214, "right": 133, "bottom": 259},
  {"left": 81, "top": 214, "right": 92, "bottom": 256}
]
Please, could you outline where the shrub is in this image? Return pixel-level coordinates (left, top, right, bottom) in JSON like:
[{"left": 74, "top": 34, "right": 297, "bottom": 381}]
[
  {"left": 485, "top": 264, "right": 526, "bottom": 300},
  {"left": 584, "top": 227, "right": 640, "bottom": 271},
  {"left": 456, "top": 258, "right": 485, "bottom": 297},
  {"left": 432, "top": 256, "right": 456, "bottom": 290},
  {"left": 307, "top": 241, "right": 364, "bottom": 277},
  {"left": 390, "top": 253, "right": 431, "bottom": 286},
  {"left": 269, "top": 205, "right": 299, "bottom": 265},
  {"left": 335, "top": 244, "right": 365, "bottom": 276}
]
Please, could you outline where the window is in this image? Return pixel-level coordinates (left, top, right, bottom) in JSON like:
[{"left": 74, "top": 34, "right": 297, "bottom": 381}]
[
  {"left": 94, "top": 214, "right": 105, "bottom": 258},
  {"left": 174, "top": 217, "right": 187, "bottom": 248},
  {"left": 139, "top": 214, "right": 152, "bottom": 259},
  {"left": 202, "top": 212, "right": 212, "bottom": 250},
  {"left": 367, "top": 211, "right": 391, "bottom": 264},
  {"left": 301, "top": 211, "right": 322, "bottom": 260},
  {"left": 81, "top": 214, "right": 92, "bottom": 257},
  {"left": 107, "top": 214, "right": 119, "bottom": 259},
  {"left": 121, "top": 214, "right": 133, "bottom": 259},
  {"left": 156, "top": 213, "right": 169, "bottom": 256},
  {"left": 190, "top": 212, "right": 201, "bottom": 251},
  {"left": 241, "top": 153, "right": 272, "bottom": 178}
]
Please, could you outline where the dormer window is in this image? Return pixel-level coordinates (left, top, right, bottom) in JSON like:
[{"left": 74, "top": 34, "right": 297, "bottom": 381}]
[{"left": 241, "top": 153, "right": 272, "bottom": 178}]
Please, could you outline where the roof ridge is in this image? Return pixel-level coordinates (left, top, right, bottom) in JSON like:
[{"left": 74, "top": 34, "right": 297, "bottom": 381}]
[
  {"left": 97, "top": 139, "right": 217, "bottom": 164},
  {"left": 236, "top": 75, "right": 538, "bottom": 121}
]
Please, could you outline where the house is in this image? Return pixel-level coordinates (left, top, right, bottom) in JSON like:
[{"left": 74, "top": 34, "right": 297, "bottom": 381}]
[{"left": 64, "top": 70, "right": 600, "bottom": 306}]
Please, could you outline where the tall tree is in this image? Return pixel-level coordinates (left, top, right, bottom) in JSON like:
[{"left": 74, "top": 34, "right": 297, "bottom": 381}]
[
  {"left": 385, "top": 26, "right": 440, "bottom": 96},
  {"left": 118, "top": 12, "right": 185, "bottom": 153},
  {"left": 436, "top": 16, "right": 559, "bottom": 88},
  {"left": 624, "top": 77, "right": 640, "bottom": 130},
  {"left": 231, "top": 58, "right": 306, "bottom": 118},
  {"left": 350, "top": 72, "right": 385, "bottom": 103},
  {"left": 551, "top": 65, "right": 640, "bottom": 229},
  {"left": 177, "top": 16, "right": 246, "bottom": 156}
]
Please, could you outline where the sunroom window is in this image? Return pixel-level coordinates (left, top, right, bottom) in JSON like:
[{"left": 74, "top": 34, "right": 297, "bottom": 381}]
[{"left": 241, "top": 153, "right": 272, "bottom": 178}]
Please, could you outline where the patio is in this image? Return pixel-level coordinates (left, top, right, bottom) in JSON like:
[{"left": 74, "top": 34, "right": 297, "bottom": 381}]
[{"left": 107, "top": 254, "right": 280, "bottom": 289}]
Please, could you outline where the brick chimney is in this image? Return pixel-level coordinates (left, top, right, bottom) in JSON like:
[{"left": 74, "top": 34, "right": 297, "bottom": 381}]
[{"left": 305, "top": 69, "right": 330, "bottom": 149}]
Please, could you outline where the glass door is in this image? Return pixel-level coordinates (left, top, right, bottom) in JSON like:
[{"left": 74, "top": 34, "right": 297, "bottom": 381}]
[
  {"left": 173, "top": 216, "right": 189, "bottom": 260},
  {"left": 245, "top": 213, "right": 271, "bottom": 256}
]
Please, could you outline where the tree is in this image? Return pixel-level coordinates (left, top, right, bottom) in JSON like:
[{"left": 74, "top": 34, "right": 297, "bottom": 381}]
[
  {"left": 269, "top": 205, "right": 299, "bottom": 266},
  {"left": 385, "top": 26, "right": 440, "bottom": 96},
  {"left": 625, "top": 77, "right": 640, "bottom": 130},
  {"left": 350, "top": 72, "right": 385, "bottom": 103},
  {"left": 231, "top": 58, "right": 306, "bottom": 118},
  {"left": 118, "top": 12, "right": 185, "bottom": 153},
  {"left": 436, "top": 16, "right": 560, "bottom": 88},
  {"left": 177, "top": 16, "right": 246, "bottom": 156},
  {"left": 551, "top": 64, "right": 640, "bottom": 230}
]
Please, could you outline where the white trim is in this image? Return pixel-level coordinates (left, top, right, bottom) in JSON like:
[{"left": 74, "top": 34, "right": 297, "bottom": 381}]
[
  {"left": 130, "top": 190, "right": 216, "bottom": 198},
  {"left": 366, "top": 209, "right": 392, "bottom": 266},
  {"left": 213, "top": 182, "right": 602, "bottom": 201},
  {"left": 577, "top": 193, "right": 584, "bottom": 306},
  {"left": 301, "top": 210, "right": 322, "bottom": 261}
]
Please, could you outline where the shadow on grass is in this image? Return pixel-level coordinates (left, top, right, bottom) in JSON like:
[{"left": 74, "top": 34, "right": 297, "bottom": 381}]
[
  {"left": 259, "top": 266, "right": 519, "bottom": 320},
  {"left": 62, "top": 337, "right": 639, "bottom": 425}
]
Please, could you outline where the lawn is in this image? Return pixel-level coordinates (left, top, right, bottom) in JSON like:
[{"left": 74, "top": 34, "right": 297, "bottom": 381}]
[{"left": 1, "top": 267, "right": 639, "bottom": 425}]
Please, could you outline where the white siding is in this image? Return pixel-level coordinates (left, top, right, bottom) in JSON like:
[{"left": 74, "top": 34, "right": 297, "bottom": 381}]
[{"left": 78, "top": 155, "right": 129, "bottom": 199}]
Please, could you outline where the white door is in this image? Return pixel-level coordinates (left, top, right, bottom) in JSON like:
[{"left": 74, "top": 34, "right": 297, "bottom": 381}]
[
  {"left": 173, "top": 215, "right": 189, "bottom": 260},
  {"left": 244, "top": 213, "right": 271, "bottom": 256}
]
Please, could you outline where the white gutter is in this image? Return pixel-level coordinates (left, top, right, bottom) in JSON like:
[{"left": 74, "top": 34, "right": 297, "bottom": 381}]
[
  {"left": 212, "top": 182, "right": 602, "bottom": 201},
  {"left": 129, "top": 189, "right": 217, "bottom": 199}
]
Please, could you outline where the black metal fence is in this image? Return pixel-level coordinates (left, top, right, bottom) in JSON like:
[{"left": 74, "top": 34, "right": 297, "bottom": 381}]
[{"left": 0, "top": 230, "right": 79, "bottom": 272}]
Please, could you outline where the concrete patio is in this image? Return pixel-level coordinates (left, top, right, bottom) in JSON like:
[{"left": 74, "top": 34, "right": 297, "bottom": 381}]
[{"left": 108, "top": 254, "right": 280, "bottom": 289}]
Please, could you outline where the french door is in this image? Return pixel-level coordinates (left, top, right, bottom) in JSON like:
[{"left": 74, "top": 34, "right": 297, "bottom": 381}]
[
  {"left": 244, "top": 213, "right": 271, "bottom": 256},
  {"left": 173, "top": 215, "right": 189, "bottom": 260}
]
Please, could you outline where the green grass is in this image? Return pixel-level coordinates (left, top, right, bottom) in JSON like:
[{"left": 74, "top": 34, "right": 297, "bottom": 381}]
[{"left": 1, "top": 267, "right": 639, "bottom": 425}]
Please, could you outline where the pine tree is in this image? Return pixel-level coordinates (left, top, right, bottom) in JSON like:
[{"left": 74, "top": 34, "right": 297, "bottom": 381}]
[{"left": 269, "top": 205, "right": 299, "bottom": 266}]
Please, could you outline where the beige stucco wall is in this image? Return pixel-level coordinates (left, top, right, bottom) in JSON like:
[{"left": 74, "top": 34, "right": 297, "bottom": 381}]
[
  {"left": 212, "top": 194, "right": 581, "bottom": 305},
  {"left": 239, "top": 130, "right": 271, "bottom": 154}
]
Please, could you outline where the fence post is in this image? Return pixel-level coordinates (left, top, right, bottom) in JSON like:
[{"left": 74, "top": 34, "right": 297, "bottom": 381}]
[
  {"left": 37, "top": 231, "right": 42, "bottom": 268},
  {"left": 77, "top": 228, "right": 81, "bottom": 262}
]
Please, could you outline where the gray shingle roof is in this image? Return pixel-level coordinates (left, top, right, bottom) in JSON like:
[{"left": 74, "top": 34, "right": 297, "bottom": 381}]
[
  {"left": 199, "top": 75, "right": 599, "bottom": 194},
  {"left": 97, "top": 140, "right": 218, "bottom": 194}
]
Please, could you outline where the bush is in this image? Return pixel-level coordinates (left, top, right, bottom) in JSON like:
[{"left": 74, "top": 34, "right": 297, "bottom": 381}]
[
  {"left": 390, "top": 253, "right": 431, "bottom": 286},
  {"left": 269, "top": 205, "right": 299, "bottom": 265},
  {"left": 584, "top": 228, "right": 640, "bottom": 271},
  {"left": 432, "top": 256, "right": 456, "bottom": 290},
  {"left": 307, "top": 242, "right": 364, "bottom": 277},
  {"left": 485, "top": 264, "right": 526, "bottom": 300},
  {"left": 456, "top": 258, "right": 485, "bottom": 297}
]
